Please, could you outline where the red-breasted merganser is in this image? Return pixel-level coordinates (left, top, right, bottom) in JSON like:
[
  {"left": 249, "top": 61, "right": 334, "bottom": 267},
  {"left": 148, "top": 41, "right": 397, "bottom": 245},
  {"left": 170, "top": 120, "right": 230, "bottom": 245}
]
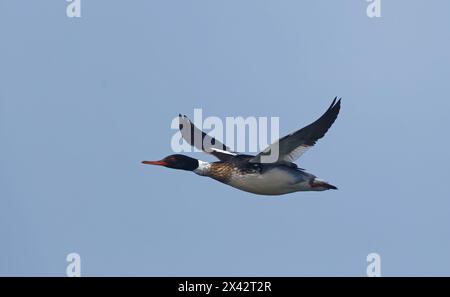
[{"left": 142, "top": 98, "right": 341, "bottom": 195}]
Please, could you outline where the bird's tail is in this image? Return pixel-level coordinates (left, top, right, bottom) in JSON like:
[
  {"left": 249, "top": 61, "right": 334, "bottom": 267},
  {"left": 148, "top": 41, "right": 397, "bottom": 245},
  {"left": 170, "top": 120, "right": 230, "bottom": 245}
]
[{"left": 310, "top": 178, "right": 338, "bottom": 190}]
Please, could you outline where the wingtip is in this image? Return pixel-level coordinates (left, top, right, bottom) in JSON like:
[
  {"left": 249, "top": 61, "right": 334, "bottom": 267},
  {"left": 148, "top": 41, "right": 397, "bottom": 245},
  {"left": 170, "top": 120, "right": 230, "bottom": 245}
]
[
  {"left": 331, "top": 97, "right": 342, "bottom": 108},
  {"left": 328, "top": 97, "right": 339, "bottom": 110}
]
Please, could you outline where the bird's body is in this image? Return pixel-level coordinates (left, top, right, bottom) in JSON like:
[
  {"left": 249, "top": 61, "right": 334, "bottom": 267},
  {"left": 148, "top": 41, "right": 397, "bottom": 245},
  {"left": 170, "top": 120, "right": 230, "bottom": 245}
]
[
  {"left": 194, "top": 155, "right": 330, "bottom": 195},
  {"left": 142, "top": 98, "right": 342, "bottom": 196}
]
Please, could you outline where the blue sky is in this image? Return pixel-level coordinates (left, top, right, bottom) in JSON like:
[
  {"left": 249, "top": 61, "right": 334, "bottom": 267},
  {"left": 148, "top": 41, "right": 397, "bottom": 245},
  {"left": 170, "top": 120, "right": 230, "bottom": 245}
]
[{"left": 1, "top": 0, "right": 450, "bottom": 276}]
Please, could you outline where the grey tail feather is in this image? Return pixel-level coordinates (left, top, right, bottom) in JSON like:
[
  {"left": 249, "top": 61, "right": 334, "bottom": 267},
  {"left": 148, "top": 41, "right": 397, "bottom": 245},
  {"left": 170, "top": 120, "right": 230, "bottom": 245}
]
[{"left": 327, "top": 183, "right": 338, "bottom": 190}]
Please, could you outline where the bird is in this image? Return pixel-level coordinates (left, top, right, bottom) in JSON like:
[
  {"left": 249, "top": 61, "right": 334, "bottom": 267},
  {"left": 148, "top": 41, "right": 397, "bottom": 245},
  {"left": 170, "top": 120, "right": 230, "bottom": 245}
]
[{"left": 142, "top": 98, "right": 341, "bottom": 195}]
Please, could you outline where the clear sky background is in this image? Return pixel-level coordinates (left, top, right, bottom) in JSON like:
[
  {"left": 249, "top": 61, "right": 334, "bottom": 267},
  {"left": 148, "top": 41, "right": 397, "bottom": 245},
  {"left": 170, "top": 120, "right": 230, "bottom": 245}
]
[{"left": 1, "top": 0, "right": 450, "bottom": 276}]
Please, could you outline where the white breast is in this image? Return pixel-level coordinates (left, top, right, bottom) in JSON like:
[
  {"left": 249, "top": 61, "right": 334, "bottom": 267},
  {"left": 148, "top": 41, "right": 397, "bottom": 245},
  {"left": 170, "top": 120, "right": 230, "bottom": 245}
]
[{"left": 227, "top": 167, "right": 310, "bottom": 195}]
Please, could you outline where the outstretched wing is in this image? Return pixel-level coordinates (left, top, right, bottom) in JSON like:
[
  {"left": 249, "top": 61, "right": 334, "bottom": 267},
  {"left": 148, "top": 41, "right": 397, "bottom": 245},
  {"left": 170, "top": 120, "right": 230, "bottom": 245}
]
[
  {"left": 178, "top": 114, "right": 237, "bottom": 161},
  {"left": 250, "top": 98, "right": 341, "bottom": 163}
]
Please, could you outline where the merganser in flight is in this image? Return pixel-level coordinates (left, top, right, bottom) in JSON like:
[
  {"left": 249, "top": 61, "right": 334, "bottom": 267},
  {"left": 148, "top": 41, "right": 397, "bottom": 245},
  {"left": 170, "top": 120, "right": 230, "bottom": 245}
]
[{"left": 142, "top": 98, "right": 341, "bottom": 195}]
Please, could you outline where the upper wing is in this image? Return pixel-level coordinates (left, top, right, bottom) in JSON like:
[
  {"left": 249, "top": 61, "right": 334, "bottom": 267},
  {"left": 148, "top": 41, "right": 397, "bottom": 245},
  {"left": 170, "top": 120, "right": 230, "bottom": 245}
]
[
  {"left": 178, "top": 114, "right": 237, "bottom": 161},
  {"left": 249, "top": 98, "right": 341, "bottom": 163}
]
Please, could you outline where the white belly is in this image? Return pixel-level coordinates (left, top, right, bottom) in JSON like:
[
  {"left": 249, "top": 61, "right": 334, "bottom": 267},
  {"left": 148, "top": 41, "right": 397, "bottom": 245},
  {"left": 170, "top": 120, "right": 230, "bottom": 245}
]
[{"left": 227, "top": 168, "right": 310, "bottom": 195}]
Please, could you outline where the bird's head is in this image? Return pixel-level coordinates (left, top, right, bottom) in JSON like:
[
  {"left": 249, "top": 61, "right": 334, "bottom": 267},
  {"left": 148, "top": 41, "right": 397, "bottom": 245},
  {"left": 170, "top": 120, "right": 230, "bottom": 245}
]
[{"left": 142, "top": 154, "right": 199, "bottom": 171}]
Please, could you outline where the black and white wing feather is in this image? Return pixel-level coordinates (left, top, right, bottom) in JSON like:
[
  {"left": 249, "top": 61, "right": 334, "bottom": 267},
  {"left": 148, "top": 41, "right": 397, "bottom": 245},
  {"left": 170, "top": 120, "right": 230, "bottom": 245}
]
[
  {"left": 249, "top": 98, "right": 341, "bottom": 163},
  {"left": 178, "top": 114, "right": 237, "bottom": 161}
]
